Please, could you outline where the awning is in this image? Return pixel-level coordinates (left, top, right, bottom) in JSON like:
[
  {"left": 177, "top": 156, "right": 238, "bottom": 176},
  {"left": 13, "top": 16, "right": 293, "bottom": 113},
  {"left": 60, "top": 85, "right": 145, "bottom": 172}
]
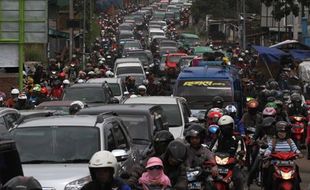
[
  {"left": 48, "top": 28, "right": 69, "bottom": 38},
  {"left": 252, "top": 45, "right": 289, "bottom": 64}
]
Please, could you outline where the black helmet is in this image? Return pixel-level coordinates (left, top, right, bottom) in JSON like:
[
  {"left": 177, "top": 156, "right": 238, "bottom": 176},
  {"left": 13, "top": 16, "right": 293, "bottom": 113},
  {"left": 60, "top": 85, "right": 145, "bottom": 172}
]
[
  {"left": 185, "top": 124, "right": 206, "bottom": 143},
  {"left": 291, "top": 93, "right": 302, "bottom": 104},
  {"left": 212, "top": 96, "right": 224, "bottom": 107},
  {"left": 262, "top": 117, "right": 276, "bottom": 128},
  {"left": 275, "top": 121, "right": 289, "bottom": 136},
  {"left": 269, "top": 81, "right": 279, "bottom": 90},
  {"left": 153, "top": 131, "right": 174, "bottom": 156},
  {"left": 166, "top": 140, "right": 187, "bottom": 163},
  {"left": 2, "top": 176, "right": 42, "bottom": 190}
]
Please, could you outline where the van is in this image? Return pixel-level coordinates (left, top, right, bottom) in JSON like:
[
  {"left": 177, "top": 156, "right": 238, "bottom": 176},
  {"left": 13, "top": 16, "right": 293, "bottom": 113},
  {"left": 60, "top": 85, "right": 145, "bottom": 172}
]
[{"left": 173, "top": 65, "right": 243, "bottom": 117}]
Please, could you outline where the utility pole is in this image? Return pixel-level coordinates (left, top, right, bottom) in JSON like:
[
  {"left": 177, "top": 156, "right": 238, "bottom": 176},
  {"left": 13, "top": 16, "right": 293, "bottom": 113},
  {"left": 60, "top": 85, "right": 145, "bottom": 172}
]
[
  {"left": 82, "top": 0, "right": 86, "bottom": 70},
  {"left": 69, "top": 0, "right": 74, "bottom": 60},
  {"left": 242, "top": 0, "right": 246, "bottom": 49}
]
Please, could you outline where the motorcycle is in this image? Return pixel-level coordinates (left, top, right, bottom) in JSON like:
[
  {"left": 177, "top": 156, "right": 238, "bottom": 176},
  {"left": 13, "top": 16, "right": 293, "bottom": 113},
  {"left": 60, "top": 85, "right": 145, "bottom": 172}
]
[
  {"left": 206, "top": 152, "right": 236, "bottom": 190},
  {"left": 289, "top": 115, "right": 307, "bottom": 149},
  {"left": 245, "top": 127, "right": 257, "bottom": 168},
  {"left": 266, "top": 151, "right": 299, "bottom": 190},
  {"left": 186, "top": 167, "right": 203, "bottom": 190}
]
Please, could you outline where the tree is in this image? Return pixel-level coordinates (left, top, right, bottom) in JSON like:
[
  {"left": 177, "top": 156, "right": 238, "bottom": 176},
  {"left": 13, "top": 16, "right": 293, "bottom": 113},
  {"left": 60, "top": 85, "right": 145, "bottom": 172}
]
[{"left": 261, "top": 0, "right": 299, "bottom": 21}]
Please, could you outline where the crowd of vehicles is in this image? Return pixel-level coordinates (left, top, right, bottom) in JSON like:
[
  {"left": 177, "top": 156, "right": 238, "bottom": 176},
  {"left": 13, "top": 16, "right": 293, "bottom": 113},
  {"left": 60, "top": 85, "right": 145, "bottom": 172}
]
[{"left": 1, "top": 0, "right": 310, "bottom": 190}]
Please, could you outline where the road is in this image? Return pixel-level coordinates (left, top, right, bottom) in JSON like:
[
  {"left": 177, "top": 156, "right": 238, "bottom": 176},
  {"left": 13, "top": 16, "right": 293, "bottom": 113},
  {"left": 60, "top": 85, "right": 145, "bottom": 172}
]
[{"left": 249, "top": 150, "right": 310, "bottom": 190}]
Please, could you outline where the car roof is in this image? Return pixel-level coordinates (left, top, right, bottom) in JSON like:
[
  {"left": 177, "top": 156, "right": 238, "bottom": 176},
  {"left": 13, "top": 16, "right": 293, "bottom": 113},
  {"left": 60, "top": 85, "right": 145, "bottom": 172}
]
[
  {"left": 17, "top": 115, "right": 98, "bottom": 128},
  {"left": 115, "top": 57, "right": 141, "bottom": 63},
  {"left": 119, "top": 30, "right": 133, "bottom": 34},
  {"left": 36, "top": 101, "right": 74, "bottom": 107},
  {"left": 180, "top": 33, "right": 199, "bottom": 38},
  {"left": 124, "top": 96, "right": 179, "bottom": 105},
  {"left": 117, "top": 63, "right": 143, "bottom": 67},
  {"left": 69, "top": 83, "right": 103, "bottom": 88},
  {"left": 160, "top": 39, "right": 177, "bottom": 43},
  {"left": 86, "top": 78, "right": 121, "bottom": 84},
  {"left": 78, "top": 104, "right": 162, "bottom": 115},
  {"left": 178, "top": 65, "right": 233, "bottom": 80},
  {"left": 149, "top": 28, "right": 165, "bottom": 32}
]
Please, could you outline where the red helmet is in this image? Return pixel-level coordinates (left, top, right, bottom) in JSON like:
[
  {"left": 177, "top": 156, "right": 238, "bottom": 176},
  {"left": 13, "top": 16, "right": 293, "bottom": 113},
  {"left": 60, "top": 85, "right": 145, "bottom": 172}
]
[
  {"left": 207, "top": 111, "right": 223, "bottom": 125},
  {"left": 40, "top": 87, "right": 48, "bottom": 95},
  {"left": 58, "top": 72, "right": 66, "bottom": 80}
]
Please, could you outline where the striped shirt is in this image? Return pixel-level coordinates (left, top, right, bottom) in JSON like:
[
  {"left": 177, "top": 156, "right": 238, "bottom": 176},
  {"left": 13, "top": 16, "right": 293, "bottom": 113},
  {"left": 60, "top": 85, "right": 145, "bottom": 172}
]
[{"left": 264, "top": 138, "right": 301, "bottom": 156}]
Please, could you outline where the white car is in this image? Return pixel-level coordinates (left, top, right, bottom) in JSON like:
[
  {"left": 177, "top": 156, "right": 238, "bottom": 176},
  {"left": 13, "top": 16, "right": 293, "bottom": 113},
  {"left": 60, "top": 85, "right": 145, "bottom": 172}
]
[
  {"left": 123, "top": 96, "right": 191, "bottom": 138},
  {"left": 148, "top": 28, "right": 165, "bottom": 44},
  {"left": 115, "top": 62, "right": 145, "bottom": 77}
]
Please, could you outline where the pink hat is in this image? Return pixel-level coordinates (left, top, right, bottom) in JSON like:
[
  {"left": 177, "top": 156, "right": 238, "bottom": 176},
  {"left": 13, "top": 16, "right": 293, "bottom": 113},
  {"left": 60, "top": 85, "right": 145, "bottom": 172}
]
[{"left": 146, "top": 157, "right": 163, "bottom": 168}]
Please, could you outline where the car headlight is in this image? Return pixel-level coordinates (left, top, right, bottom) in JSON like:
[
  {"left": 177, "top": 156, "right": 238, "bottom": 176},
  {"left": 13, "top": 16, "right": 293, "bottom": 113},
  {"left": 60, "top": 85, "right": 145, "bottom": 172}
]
[
  {"left": 64, "top": 176, "right": 91, "bottom": 190},
  {"left": 215, "top": 156, "right": 229, "bottom": 165}
]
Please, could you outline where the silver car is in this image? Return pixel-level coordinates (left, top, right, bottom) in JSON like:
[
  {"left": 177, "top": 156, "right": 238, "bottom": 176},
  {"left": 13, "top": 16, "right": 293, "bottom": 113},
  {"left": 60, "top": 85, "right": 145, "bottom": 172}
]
[{"left": 10, "top": 114, "right": 136, "bottom": 190}]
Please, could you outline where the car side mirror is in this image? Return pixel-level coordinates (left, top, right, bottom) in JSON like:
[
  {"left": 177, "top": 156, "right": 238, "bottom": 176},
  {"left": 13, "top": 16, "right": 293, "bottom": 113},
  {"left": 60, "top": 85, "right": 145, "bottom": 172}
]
[
  {"left": 112, "top": 149, "right": 129, "bottom": 162},
  {"left": 111, "top": 97, "right": 120, "bottom": 104}
]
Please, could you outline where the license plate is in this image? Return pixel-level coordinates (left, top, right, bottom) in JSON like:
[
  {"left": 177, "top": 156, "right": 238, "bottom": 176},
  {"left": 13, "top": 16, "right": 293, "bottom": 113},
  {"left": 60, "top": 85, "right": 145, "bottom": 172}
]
[
  {"left": 188, "top": 182, "right": 201, "bottom": 189},
  {"left": 218, "top": 167, "right": 229, "bottom": 174}
]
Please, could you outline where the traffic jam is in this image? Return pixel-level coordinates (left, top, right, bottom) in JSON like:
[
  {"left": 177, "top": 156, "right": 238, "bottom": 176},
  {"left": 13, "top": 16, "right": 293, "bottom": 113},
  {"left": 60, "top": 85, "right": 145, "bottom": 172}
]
[{"left": 1, "top": 0, "right": 310, "bottom": 190}]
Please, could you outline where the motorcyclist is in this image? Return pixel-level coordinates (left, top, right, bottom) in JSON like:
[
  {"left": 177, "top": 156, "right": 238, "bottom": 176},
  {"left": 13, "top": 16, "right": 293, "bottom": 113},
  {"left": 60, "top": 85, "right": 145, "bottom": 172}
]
[
  {"left": 81, "top": 150, "right": 131, "bottom": 190},
  {"left": 185, "top": 125, "right": 218, "bottom": 175},
  {"left": 14, "top": 93, "right": 31, "bottom": 110},
  {"left": 49, "top": 80, "right": 63, "bottom": 100},
  {"left": 274, "top": 100, "right": 290, "bottom": 122},
  {"left": 69, "top": 101, "right": 84, "bottom": 115},
  {"left": 161, "top": 140, "right": 188, "bottom": 190},
  {"left": 263, "top": 121, "right": 302, "bottom": 190},
  {"left": 225, "top": 105, "right": 245, "bottom": 136},
  {"left": 5, "top": 88, "right": 19, "bottom": 108},
  {"left": 62, "top": 79, "right": 70, "bottom": 89},
  {"left": 127, "top": 131, "right": 175, "bottom": 187},
  {"left": 288, "top": 93, "right": 308, "bottom": 117},
  {"left": 241, "top": 99, "right": 263, "bottom": 130},
  {"left": 0, "top": 96, "right": 5, "bottom": 107},
  {"left": 157, "top": 77, "right": 172, "bottom": 96},
  {"left": 211, "top": 115, "right": 246, "bottom": 190},
  {"left": 125, "top": 76, "right": 138, "bottom": 94},
  {"left": 137, "top": 85, "right": 148, "bottom": 96}
]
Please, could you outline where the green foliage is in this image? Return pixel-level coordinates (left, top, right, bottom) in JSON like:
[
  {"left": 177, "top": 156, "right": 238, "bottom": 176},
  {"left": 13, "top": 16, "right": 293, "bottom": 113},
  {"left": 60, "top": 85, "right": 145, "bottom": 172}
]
[
  {"left": 262, "top": 0, "right": 300, "bottom": 21},
  {"left": 86, "top": 17, "right": 100, "bottom": 47}
]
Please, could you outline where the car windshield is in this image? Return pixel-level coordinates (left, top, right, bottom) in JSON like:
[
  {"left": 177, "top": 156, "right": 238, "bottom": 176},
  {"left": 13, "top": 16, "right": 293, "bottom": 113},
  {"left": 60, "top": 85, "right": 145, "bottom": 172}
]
[
  {"left": 169, "top": 55, "right": 183, "bottom": 63},
  {"left": 63, "top": 87, "right": 107, "bottom": 103},
  {"left": 120, "top": 115, "right": 150, "bottom": 141},
  {"left": 160, "top": 42, "right": 177, "bottom": 47},
  {"left": 124, "top": 41, "right": 142, "bottom": 49},
  {"left": 119, "top": 75, "right": 145, "bottom": 85},
  {"left": 11, "top": 127, "right": 100, "bottom": 163},
  {"left": 160, "top": 104, "right": 182, "bottom": 127},
  {"left": 119, "top": 25, "right": 132, "bottom": 31},
  {"left": 151, "top": 32, "right": 165, "bottom": 37},
  {"left": 120, "top": 33, "right": 133, "bottom": 40},
  {"left": 108, "top": 83, "right": 121, "bottom": 96},
  {"left": 117, "top": 67, "right": 143, "bottom": 75},
  {"left": 183, "top": 38, "right": 199, "bottom": 46},
  {"left": 175, "top": 80, "right": 233, "bottom": 109},
  {"left": 127, "top": 53, "right": 149, "bottom": 65}
]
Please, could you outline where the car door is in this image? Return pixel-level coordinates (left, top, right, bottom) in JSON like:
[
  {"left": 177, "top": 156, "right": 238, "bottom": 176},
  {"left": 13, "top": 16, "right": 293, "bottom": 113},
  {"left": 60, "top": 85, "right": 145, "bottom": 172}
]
[{"left": 4, "top": 113, "right": 19, "bottom": 130}]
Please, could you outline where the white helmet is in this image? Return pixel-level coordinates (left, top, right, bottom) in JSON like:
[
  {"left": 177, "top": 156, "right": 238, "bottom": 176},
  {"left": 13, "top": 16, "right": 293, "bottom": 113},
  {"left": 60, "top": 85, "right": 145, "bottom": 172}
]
[
  {"left": 89, "top": 151, "right": 117, "bottom": 176},
  {"left": 105, "top": 70, "right": 114, "bottom": 78},
  {"left": 18, "top": 93, "right": 27, "bottom": 100},
  {"left": 138, "top": 85, "right": 146, "bottom": 90},
  {"left": 11, "top": 88, "right": 20, "bottom": 95},
  {"left": 70, "top": 100, "right": 85, "bottom": 109},
  {"left": 0, "top": 97, "right": 3, "bottom": 101},
  {"left": 218, "top": 115, "right": 234, "bottom": 126},
  {"left": 130, "top": 94, "right": 138, "bottom": 98},
  {"left": 77, "top": 79, "right": 85, "bottom": 83},
  {"left": 225, "top": 105, "right": 237, "bottom": 114},
  {"left": 63, "top": 79, "right": 70, "bottom": 85}
]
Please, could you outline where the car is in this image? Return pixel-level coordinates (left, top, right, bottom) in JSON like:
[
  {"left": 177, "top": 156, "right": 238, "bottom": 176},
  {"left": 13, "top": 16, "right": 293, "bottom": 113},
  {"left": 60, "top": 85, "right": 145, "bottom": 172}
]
[
  {"left": 0, "top": 108, "right": 20, "bottom": 134},
  {"left": 159, "top": 46, "right": 178, "bottom": 57},
  {"left": 115, "top": 62, "right": 145, "bottom": 77},
  {"left": 178, "top": 33, "right": 200, "bottom": 47},
  {"left": 123, "top": 96, "right": 191, "bottom": 138},
  {"left": 78, "top": 104, "right": 168, "bottom": 152},
  {"left": 173, "top": 65, "right": 243, "bottom": 117},
  {"left": 62, "top": 83, "right": 119, "bottom": 106},
  {"left": 152, "top": 11, "right": 166, "bottom": 21},
  {"left": 159, "top": 39, "right": 178, "bottom": 48},
  {"left": 86, "top": 77, "right": 127, "bottom": 101},
  {"left": 148, "top": 28, "right": 165, "bottom": 44},
  {"left": 10, "top": 113, "right": 138, "bottom": 190},
  {"left": 118, "top": 23, "right": 134, "bottom": 31},
  {"left": 165, "top": 53, "right": 188, "bottom": 77},
  {"left": 125, "top": 49, "right": 153, "bottom": 69},
  {"left": 177, "top": 55, "right": 195, "bottom": 71},
  {"left": 119, "top": 30, "right": 135, "bottom": 41},
  {"left": 121, "top": 40, "right": 143, "bottom": 55},
  {"left": 114, "top": 57, "right": 142, "bottom": 72},
  {"left": 165, "top": 11, "right": 176, "bottom": 22},
  {"left": 118, "top": 73, "right": 146, "bottom": 86},
  {"left": 149, "top": 20, "right": 167, "bottom": 31}
]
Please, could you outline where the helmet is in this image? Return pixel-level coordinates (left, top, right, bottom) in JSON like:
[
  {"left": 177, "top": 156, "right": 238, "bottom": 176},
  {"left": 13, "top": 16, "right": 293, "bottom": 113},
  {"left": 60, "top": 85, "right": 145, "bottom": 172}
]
[
  {"left": 206, "top": 111, "right": 223, "bottom": 125},
  {"left": 58, "top": 72, "right": 66, "bottom": 80},
  {"left": 18, "top": 93, "right": 27, "bottom": 100},
  {"left": 2, "top": 176, "right": 42, "bottom": 190},
  {"left": 208, "top": 124, "right": 220, "bottom": 134},
  {"left": 138, "top": 85, "right": 147, "bottom": 91},
  {"left": 69, "top": 101, "right": 84, "bottom": 114},
  {"left": 166, "top": 140, "right": 187, "bottom": 163},
  {"left": 185, "top": 124, "right": 205, "bottom": 143},
  {"left": 218, "top": 115, "right": 234, "bottom": 126},
  {"left": 262, "top": 107, "right": 276, "bottom": 117},
  {"left": 225, "top": 105, "right": 237, "bottom": 115},
  {"left": 268, "top": 81, "right": 279, "bottom": 90},
  {"left": 11, "top": 88, "right": 20, "bottom": 95},
  {"left": 291, "top": 93, "right": 302, "bottom": 104},
  {"left": 265, "top": 102, "right": 277, "bottom": 109},
  {"left": 89, "top": 151, "right": 117, "bottom": 179},
  {"left": 33, "top": 84, "right": 41, "bottom": 92},
  {"left": 275, "top": 121, "right": 289, "bottom": 132},
  {"left": 63, "top": 79, "right": 70, "bottom": 85},
  {"left": 77, "top": 79, "right": 85, "bottom": 83},
  {"left": 247, "top": 99, "right": 259, "bottom": 109},
  {"left": 274, "top": 100, "right": 283, "bottom": 109},
  {"left": 40, "top": 87, "right": 48, "bottom": 95},
  {"left": 146, "top": 157, "right": 163, "bottom": 169},
  {"left": 262, "top": 117, "right": 276, "bottom": 128},
  {"left": 105, "top": 70, "right": 114, "bottom": 77},
  {"left": 0, "top": 97, "right": 3, "bottom": 101},
  {"left": 212, "top": 96, "right": 224, "bottom": 107},
  {"left": 208, "top": 107, "right": 224, "bottom": 115}
]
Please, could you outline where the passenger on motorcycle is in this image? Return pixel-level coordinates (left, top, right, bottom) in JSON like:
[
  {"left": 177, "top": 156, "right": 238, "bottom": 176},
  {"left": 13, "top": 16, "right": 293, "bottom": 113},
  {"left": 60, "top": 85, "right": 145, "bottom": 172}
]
[
  {"left": 161, "top": 140, "right": 188, "bottom": 190},
  {"left": 138, "top": 157, "right": 171, "bottom": 190},
  {"left": 288, "top": 93, "right": 308, "bottom": 117},
  {"left": 138, "top": 85, "right": 148, "bottom": 96},
  {"left": 263, "top": 121, "right": 302, "bottom": 190},
  {"left": 274, "top": 100, "right": 290, "bottom": 122},
  {"left": 82, "top": 151, "right": 131, "bottom": 190},
  {"left": 225, "top": 105, "right": 245, "bottom": 136},
  {"left": 211, "top": 115, "right": 246, "bottom": 190},
  {"left": 185, "top": 125, "right": 218, "bottom": 176}
]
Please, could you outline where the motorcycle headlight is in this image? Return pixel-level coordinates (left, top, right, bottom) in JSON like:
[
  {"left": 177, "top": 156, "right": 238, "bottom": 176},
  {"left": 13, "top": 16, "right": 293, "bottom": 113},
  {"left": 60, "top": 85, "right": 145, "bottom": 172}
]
[
  {"left": 64, "top": 176, "right": 91, "bottom": 190},
  {"left": 215, "top": 156, "right": 229, "bottom": 165},
  {"left": 280, "top": 170, "right": 294, "bottom": 180}
]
